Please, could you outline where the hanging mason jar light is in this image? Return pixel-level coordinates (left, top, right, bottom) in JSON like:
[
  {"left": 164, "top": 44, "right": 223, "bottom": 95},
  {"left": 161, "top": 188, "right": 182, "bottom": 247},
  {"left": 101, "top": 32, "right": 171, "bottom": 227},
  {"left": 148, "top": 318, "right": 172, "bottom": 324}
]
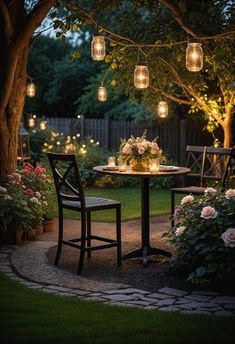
[
  {"left": 26, "top": 81, "right": 36, "bottom": 97},
  {"left": 134, "top": 64, "right": 149, "bottom": 89},
  {"left": 157, "top": 101, "right": 168, "bottom": 118},
  {"left": 17, "top": 123, "right": 31, "bottom": 161},
  {"left": 40, "top": 120, "right": 47, "bottom": 130},
  {"left": 91, "top": 35, "right": 106, "bottom": 61},
  {"left": 98, "top": 83, "right": 107, "bottom": 102},
  {"left": 186, "top": 40, "right": 203, "bottom": 72},
  {"left": 28, "top": 114, "right": 35, "bottom": 128}
]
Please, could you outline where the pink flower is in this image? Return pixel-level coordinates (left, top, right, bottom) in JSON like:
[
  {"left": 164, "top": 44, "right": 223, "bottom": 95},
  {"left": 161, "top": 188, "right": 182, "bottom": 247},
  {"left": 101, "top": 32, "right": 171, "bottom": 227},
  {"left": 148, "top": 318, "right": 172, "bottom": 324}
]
[
  {"left": 204, "top": 187, "right": 217, "bottom": 194},
  {"left": 122, "top": 144, "right": 132, "bottom": 155},
  {"left": 181, "top": 195, "right": 194, "bottom": 205},
  {"left": 225, "top": 189, "right": 235, "bottom": 200},
  {"left": 0, "top": 186, "right": 7, "bottom": 193},
  {"left": 25, "top": 188, "right": 33, "bottom": 196},
  {"left": 23, "top": 168, "right": 31, "bottom": 174},
  {"left": 175, "top": 226, "right": 186, "bottom": 236},
  {"left": 150, "top": 142, "right": 159, "bottom": 154},
  {"left": 221, "top": 228, "right": 235, "bottom": 248},
  {"left": 200, "top": 206, "right": 218, "bottom": 220},
  {"left": 35, "top": 191, "right": 41, "bottom": 198},
  {"left": 4, "top": 195, "right": 12, "bottom": 200},
  {"left": 174, "top": 207, "right": 180, "bottom": 217},
  {"left": 138, "top": 146, "right": 145, "bottom": 154},
  {"left": 35, "top": 165, "right": 46, "bottom": 174}
]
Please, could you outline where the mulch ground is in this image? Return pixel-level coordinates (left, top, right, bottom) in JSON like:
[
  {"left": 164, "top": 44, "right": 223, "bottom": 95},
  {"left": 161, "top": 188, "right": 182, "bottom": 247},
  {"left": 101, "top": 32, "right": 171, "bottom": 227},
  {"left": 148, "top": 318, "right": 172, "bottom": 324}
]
[{"left": 43, "top": 216, "right": 234, "bottom": 294}]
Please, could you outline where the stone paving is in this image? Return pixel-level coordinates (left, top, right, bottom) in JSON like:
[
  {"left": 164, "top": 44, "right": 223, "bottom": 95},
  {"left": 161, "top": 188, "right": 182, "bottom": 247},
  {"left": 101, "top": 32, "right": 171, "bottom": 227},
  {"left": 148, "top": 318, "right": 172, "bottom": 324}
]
[{"left": 1, "top": 218, "right": 235, "bottom": 316}]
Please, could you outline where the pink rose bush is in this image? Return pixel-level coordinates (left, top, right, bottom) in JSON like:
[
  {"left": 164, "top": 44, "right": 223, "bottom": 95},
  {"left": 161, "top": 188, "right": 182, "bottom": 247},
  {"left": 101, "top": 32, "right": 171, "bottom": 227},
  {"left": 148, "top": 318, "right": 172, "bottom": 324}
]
[
  {"left": 119, "top": 131, "right": 162, "bottom": 163},
  {"left": 166, "top": 188, "right": 235, "bottom": 286},
  {"left": 0, "top": 162, "right": 56, "bottom": 236}
]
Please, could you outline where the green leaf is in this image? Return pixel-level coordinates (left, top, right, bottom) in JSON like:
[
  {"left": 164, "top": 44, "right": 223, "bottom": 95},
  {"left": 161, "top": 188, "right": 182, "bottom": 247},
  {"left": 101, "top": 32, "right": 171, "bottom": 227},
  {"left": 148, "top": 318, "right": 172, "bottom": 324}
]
[
  {"left": 71, "top": 24, "right": 78, "bottom": 32},
  {"left": 105, "top": 55, "right": 112, "bottom": 63}
]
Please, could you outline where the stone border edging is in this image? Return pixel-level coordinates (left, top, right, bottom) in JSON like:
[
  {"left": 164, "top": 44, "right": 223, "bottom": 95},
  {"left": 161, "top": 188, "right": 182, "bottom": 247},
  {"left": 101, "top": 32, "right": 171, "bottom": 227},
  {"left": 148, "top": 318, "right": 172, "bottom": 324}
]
[{"left": 0, "top": 244, "right": 235, "bottom": 317}]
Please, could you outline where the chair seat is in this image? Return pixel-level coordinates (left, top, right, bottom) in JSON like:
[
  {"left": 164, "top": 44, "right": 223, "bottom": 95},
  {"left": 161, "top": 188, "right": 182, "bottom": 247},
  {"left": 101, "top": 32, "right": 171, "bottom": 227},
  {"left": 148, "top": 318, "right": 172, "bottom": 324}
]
[
  {"left": 171, "top": 186, "right": 206, "bottom": 194},
  {"left": 62, "top": 196, "right": 120, "bottom": 211}
]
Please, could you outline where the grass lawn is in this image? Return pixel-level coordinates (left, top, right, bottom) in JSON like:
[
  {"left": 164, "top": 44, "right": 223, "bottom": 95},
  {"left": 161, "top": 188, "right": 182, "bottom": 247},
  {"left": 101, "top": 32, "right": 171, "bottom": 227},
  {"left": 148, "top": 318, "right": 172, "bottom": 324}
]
[
  {"left": 63, "top": 188, "right": 182, "bottom": 222},
  {"left": 0, "top": 273, "right": 234, "bottom": 344}
]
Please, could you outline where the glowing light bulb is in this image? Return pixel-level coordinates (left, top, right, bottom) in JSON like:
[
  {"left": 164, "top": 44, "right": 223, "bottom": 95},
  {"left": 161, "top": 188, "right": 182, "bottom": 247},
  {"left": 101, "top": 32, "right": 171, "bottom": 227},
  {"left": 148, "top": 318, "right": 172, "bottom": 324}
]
[
  {"left": 91, "top": 36, "right": 106, "bottom": 61},
  {"left": 186, "top": 41, "right": 203, "bottom": 72},
  {"left": 134, "top": 64, "right": 149, "bottom": 89}
]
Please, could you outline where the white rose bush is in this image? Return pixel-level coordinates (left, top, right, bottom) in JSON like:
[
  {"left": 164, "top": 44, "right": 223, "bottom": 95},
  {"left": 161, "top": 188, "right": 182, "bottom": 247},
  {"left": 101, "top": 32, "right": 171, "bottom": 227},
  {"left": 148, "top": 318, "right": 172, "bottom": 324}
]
[{"left": 165, "top": 189, "right": 235, "bottom": 287}]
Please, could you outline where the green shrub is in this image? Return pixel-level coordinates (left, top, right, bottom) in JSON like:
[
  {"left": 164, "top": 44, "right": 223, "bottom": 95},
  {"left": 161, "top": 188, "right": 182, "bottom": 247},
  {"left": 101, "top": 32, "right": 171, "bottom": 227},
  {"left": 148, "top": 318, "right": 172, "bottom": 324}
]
[{"left": 165, "top": 188, "right": 235, "bottom": 287}]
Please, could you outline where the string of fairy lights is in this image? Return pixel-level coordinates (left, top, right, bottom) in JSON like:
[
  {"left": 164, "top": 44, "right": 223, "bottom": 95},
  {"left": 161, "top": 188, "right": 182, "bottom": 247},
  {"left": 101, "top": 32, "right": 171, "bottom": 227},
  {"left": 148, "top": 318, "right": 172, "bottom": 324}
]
[{"left": 26, "top": 35, "right": 203, "bottom": 121}]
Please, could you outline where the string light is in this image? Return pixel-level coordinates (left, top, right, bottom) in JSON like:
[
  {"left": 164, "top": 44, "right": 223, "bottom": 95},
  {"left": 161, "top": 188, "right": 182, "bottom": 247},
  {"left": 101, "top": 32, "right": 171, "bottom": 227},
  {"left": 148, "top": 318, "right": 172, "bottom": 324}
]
[
  {"left": 186, "top": 40, "right": 203, "bottom": 72},
  {"left": 40, "top": 120, "right": 47, "bottom": 130},
  {"left": 157, "top": 101, "right": 168, "bottom": 118},
  {"left": 134, "top": 64, "right": 149, "bottom": 89},
  {"left": 98, "top": 82, "right": 107, "bottom": 101},
  {"left": 28, "top": 114, "right": 35, "bottom": 128},
  {"left": 26, "top": 82, "right": 36, "bottom": 97},
  {"left": 91, "top": 35, "right": 106, "bottom": 61}
]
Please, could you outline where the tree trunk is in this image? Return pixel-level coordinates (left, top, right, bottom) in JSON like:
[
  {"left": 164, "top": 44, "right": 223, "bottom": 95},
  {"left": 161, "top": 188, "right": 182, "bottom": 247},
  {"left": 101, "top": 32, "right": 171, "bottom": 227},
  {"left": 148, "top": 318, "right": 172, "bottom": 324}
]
[
  {"left": 0, "top": 46, "right": 29, "bottom": 182},
  {"left": 223, "top": 121, "right": 232, "bottom": 148}
]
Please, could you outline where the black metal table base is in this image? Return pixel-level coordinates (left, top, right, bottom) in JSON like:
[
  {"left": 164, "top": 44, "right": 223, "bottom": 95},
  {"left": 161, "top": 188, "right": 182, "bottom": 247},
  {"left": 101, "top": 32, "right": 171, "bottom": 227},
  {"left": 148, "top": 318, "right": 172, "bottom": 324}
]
[{"left": 122, "top": 246, "right": 172, "bottom": 267}]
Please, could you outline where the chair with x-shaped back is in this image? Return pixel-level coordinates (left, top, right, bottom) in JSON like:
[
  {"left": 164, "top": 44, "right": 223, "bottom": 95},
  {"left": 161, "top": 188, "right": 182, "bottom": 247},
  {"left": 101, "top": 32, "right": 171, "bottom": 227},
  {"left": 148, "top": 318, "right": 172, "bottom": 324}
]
[
  {"left": 47, "top": 152, "right": 121, "bottom": 274},
  {"left": 171, "top": 145, "right": 234, "bottom": 227}
]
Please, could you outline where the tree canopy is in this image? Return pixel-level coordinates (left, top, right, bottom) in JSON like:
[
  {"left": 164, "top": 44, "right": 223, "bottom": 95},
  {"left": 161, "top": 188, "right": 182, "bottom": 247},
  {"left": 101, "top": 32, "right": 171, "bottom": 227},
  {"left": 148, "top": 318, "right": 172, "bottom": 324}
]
[{"left": 0, "top": 0, "right": 234, "bottom": 182}]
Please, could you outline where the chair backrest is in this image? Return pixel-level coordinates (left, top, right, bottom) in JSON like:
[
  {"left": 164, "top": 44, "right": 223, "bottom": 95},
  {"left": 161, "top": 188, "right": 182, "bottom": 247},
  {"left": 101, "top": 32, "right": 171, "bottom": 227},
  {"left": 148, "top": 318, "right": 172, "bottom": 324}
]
[
  {"left": 185, "top": 145, "right": 234, "bottom": 188},
  {"left": 47, "top": 152, "right": 86, "bottom": 211},
  {"left": 202, "top": 147, "right": 234, "bottom": 188},
  {"left": 185, "top": 145, "right": 207, "bottom": 187}
]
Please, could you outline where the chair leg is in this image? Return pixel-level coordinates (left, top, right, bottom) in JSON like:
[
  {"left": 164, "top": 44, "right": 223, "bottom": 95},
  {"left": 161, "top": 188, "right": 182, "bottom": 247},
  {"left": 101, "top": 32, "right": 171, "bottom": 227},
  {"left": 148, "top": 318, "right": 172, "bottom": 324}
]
[
  {"left": 116, "top": 205, "right": 122, "bottom": 266},
  {"left": 171, "top": 190, "right": 175, "bottom": 228},
  {"left": 54, "top": 207, "right": 63, "bottom": 265},
  {"left": 77, "top": 213, "right": 86, "bottom": 275},
  {"left": 87, "top": 211, "right": 91, "bottom": 258}
]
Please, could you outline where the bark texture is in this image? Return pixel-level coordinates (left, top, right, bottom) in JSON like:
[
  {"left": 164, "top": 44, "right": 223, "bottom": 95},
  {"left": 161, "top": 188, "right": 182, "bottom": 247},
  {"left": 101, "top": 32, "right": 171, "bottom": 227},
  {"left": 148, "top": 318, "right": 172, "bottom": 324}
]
[{"left": 0, "top": 0, "right": 55, "bottom": 182}]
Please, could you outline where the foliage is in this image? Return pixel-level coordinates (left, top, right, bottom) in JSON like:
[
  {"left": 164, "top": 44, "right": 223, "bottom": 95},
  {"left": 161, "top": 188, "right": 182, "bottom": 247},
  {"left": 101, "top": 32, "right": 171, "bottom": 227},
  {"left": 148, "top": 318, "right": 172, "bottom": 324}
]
[
  {"left": 165, "top": 188, "right": 235, "bottom": 287},
  {"left": 38, "top": 131, "right": 108, "bottom": 186},
  {"left": 0, "top": 163, "right": 56, "bottom": 232},
  {"left": 29, "top": 127, "right": 53, "bottom": 163},
  {"left": 26, "top": 37, "right": 99, "bottom": 117},
  {"left": 63, "top": 0, "right": 235, "bottom": 146},
  {"left": 25, "top": 36, "right": 72, "bottom": 116},
  {"left": 104, "top": 99, "right": 155, "bottom": 123}
]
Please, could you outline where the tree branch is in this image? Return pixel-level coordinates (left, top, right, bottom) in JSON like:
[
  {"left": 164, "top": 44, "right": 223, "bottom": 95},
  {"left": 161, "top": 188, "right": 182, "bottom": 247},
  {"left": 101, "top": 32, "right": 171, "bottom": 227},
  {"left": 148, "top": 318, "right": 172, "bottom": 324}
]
[
  {"left": 159, "top": 0, "right": 205, "bottom": 38},
  {"left": 12, "top": 0, "right": 56, "bottom": 53},
  {"left": 149, "top": 85, "right": 192, "bottom": 105}
]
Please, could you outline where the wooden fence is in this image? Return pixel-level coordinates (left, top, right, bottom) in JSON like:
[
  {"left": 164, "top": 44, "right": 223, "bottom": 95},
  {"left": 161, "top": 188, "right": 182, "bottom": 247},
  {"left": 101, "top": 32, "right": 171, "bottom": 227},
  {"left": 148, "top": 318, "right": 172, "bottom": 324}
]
[{"left": 44, "top": 116, "right": 213, "bottom": 164}]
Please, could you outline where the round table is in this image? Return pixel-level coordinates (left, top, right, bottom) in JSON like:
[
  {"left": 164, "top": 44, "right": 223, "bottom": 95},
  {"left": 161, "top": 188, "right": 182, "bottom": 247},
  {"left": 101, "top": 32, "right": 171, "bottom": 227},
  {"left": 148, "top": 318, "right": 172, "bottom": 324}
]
[{"left": 93, "top": 165, "right": 190, "bottom": 267}]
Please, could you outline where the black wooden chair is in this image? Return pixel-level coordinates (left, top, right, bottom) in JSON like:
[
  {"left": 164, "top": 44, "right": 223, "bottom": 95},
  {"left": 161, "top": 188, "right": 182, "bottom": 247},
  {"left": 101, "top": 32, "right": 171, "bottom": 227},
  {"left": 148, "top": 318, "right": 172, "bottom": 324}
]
[
  {"left": 47, "top": 152, "right": 121, "bottom": 274},
  {"left": 171, "top": 146, "right": 234, "bottom": 227}
]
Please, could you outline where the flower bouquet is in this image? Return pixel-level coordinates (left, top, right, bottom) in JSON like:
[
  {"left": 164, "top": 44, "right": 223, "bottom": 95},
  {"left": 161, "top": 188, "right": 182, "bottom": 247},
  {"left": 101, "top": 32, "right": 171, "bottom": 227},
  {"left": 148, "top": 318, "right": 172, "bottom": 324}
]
[
  {"left": 165, "top": 187, "right": 235, "bottom": 287},
  {"left": 119, "top": 131, "right": 162, "bottom": 171}
]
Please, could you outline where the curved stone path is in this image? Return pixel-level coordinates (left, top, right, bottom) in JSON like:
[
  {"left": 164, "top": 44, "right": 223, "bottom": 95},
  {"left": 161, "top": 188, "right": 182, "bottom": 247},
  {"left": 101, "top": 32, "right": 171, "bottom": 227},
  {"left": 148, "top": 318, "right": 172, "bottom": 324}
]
[{"left": 1, "top": 238, "right": 235, "bottom": 317}]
